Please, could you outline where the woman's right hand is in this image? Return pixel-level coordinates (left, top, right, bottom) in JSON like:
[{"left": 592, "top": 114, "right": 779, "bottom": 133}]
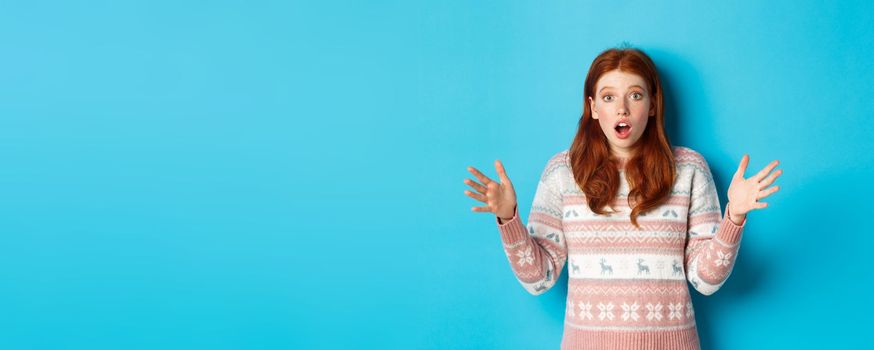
[{"left": 464, "top": 160, "right": 517, "bottom": 219}]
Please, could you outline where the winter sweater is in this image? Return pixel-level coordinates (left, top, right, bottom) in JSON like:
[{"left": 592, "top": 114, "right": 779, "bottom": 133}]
[{"left": 496, "top": 146, "right": 746, "bottom": 350}]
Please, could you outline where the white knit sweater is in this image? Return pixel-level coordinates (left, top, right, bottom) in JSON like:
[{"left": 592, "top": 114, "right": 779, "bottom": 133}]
[{"left": 496, "top": 146, "right": 746, "bottom": 350}]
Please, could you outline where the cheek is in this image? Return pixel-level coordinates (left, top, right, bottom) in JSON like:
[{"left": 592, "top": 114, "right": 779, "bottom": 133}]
[
  {"left": 633, "top": 101, "right": 651, "bottom": 113},
  {"left": 635, "top": 118, "right": 649, "bottom": 134}
]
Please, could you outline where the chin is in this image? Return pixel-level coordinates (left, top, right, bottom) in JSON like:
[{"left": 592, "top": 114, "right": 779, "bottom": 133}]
[{"left": 613, "top": 138, "right": 642, "bottom": 149}]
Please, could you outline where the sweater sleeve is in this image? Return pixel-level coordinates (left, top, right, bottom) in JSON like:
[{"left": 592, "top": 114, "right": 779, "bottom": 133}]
[
  {"left": 684, "top": 154, "right": 746, "bottom": 296},
  {"left": 495, "top": 158, "right": 568, "bottom": 296}
]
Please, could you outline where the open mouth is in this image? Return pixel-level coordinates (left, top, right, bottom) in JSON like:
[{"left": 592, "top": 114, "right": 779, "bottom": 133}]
[{"left": 614, "top": 121, "right": 632, "bottom": 138}]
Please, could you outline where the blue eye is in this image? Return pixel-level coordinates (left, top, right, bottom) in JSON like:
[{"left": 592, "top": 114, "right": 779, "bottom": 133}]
[
  {"left": 631, "top": 92, "right": 643, "bottom": 100},
  {"left": 603, "top": 95, "right": 614, "bottom": 102}
]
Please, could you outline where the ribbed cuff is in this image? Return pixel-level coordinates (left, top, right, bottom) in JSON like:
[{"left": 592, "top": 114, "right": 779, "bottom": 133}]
[
  {"left": 717, "top": 205, "right": 745, "bottom": 244},
  {"left": 496, "top": 205, "right": 528, "bottom": 244}
]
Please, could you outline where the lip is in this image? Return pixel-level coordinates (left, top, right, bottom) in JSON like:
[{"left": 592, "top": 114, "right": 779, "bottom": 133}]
[
  {"left": 614, "top": 118, "right": 632, "bottom": 139},
  {"left": 614, "top": 118, "right": 632, "bottom": 129}
]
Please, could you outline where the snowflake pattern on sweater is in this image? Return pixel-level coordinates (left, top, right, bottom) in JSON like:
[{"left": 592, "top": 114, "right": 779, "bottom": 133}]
[{"left": 496, "top": 146, "right": 745, "bottom": 350}]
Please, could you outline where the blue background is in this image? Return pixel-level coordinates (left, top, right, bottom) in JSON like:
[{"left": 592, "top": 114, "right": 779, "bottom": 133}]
[{"left": 1, "top": 1, "right": 872, "bottom": 349}]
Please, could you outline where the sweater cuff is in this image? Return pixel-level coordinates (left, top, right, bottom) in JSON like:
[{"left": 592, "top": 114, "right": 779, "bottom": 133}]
[
  {"left": 717, "top": 205, "right": 745, "bottom": 244},
  {"left": 496, "top": 206, "right": 528, "bottom": 244}
]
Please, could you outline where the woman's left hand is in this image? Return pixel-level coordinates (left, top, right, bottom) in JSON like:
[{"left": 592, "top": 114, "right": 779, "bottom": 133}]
[{"left": 727, "top": 154, "right": 783, "bottom": 218}]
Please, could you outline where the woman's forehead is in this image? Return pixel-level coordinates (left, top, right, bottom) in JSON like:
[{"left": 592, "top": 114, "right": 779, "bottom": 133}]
[{"left": 596, "top": 70, "right": 647, "bottom": 91}]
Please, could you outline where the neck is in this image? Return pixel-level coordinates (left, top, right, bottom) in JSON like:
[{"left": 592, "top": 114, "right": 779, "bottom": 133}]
[
  {"left": 611, "top": 150, "right": 634, "bottom": 168},
  {"left": 609, "top": 145, "right": 637, "bottom": 169},
  {"left": 609, "top": 145, "right": 637, "bottom": 159},
  {"left": 614, "top": 156, "right": 630, "bottom": 170}
]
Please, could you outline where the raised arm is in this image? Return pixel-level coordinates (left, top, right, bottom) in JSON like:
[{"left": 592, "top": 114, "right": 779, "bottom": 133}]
[
  {"left": 464, "top": 155, "right": 567, "bottom": 296},
  {"left": 685, "top": 153, "right": 782, "bottom": 295}
]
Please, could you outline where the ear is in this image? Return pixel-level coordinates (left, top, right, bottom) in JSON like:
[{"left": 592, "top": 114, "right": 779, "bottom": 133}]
[
  {"left": 589, "top": 96, "right": 598, "bottom": 119},
  {"left": 649, "top": 103, "right": 655, "bottom": 117}
]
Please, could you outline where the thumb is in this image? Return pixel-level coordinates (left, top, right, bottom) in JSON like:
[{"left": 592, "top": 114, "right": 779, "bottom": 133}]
[
  {"left": 495, "top": 160, "right": 512, "bottom": 184},
  {"left": 734, "top": 154, "right": 749, "bottom": 179}
]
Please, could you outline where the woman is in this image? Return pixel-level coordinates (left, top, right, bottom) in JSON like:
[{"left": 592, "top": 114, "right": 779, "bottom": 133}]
[{"left": 463, "top": 47, "right": 782, "bottom": 350}]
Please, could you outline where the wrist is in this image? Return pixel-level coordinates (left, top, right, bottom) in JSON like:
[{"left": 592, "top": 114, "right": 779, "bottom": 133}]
[
  {"left": 498, "top": 205, "right": 517, "bottom": 221},
  {"left": 729, "top": 214, "right": 745, "bottom": 226},
  {"left": 727, "top": 202, "right": 746, "bottom": 225}
]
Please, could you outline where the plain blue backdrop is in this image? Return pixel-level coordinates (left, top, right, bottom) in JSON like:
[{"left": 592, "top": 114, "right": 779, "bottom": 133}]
[{"left": 1, "top": 1, "right": 872, "bottom": 349}]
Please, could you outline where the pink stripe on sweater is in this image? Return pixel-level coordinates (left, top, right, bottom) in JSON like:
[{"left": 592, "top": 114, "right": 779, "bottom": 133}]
[
  {"left": 568, "top": 279, "right": 688, "bottom": 297},
  {"left": 564, "top": 194, "right": 691, "bottom": 207},
  {"left": 530, "top": 212, "right": 563, "bottom": 230},
  {"left": 567, "top": 242, "right": 686, "bottom": 252},
  {"left": 564, "top": 221, "right": 687, "bottom": 232},
  {"left": 688, "top": 212, "right": 720, "bottom": 227}
]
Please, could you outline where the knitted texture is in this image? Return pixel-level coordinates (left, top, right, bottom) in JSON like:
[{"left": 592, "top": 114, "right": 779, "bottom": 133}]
[{"left": 497, "top": 146, "right": 746, "bottom": 350}]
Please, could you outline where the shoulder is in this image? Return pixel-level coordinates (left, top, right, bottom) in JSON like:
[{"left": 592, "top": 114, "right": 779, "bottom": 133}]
[
  {"left": 672, "top": 145, "right": 711, "bottom": 173},
  {"left": 544, "top": 149, "right": 571, "bottom": 174},
  {"left": 538, "top": 149, "right": 571, "bottom": 184},
  {"left": 548, "top": 149, "right": 570, "bottom": 168}
]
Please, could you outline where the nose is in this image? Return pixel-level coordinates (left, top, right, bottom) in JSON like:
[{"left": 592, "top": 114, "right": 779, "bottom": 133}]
[{"left": 616, "top": 100, "right": 629, "bottom": 116}]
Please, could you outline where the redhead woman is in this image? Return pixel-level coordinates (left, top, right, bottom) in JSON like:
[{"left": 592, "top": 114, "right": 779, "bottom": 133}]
[{"left": 463, "top": 47, "right": 782, "bottom": 350}]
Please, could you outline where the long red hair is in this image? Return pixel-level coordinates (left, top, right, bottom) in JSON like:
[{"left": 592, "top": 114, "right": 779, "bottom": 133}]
[{"left": 568, "top": 47, "right": 676, "bottom": 229}]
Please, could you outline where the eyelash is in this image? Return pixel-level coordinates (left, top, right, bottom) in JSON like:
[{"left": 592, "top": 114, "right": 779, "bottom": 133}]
[{"left": 603, "top": 92, "right": 644, "bottom": 102}]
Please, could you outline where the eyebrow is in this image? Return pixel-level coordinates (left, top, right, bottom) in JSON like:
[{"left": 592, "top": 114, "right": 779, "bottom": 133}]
[{"left": 599, "top": 85, "right": 645, "bottom": 93}]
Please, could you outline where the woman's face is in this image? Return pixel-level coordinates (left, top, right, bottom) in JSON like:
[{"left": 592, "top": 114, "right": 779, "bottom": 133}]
[{"left": 588, "top": 69, "right": 655, "bottom": 158}]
